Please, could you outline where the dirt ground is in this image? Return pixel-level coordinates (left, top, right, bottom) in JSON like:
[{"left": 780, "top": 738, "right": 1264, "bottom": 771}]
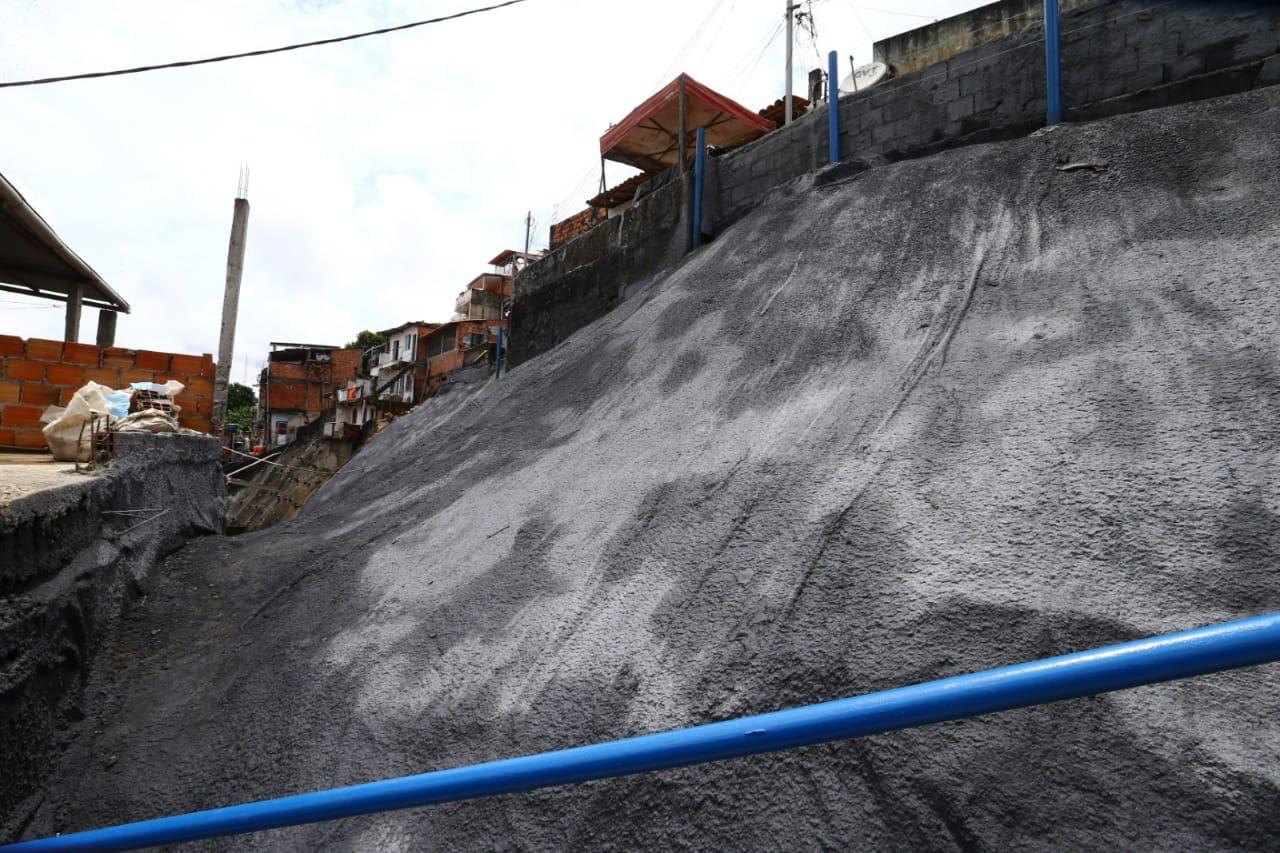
[{"left": 0, "top": 451, "right": 91, "bottom": 511}]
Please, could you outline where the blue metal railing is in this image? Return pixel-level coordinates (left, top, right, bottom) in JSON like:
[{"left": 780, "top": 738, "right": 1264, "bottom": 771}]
[
  {"left": 828, "top": 50, "right": 840, "bottom": 164},
  {"left": 692, "top": 126, "right": 707, "bottom": 250},
  {"left": 1044, "top": 0, "right": 1063, "bottom": 123},
  {"left": 7, "top": 611, "right": 1279, "bottom": 851}
]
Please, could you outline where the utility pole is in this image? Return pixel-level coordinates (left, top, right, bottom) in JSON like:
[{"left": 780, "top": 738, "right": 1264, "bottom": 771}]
[
  {"left": 784, "top": 1, "right": 796, "bottom": 125},
  {"left": 211, "top": 166, "right": 250, "bottom": 436},
  {"left": 523, "top": 210, "right": 533, "bottom": 256}
]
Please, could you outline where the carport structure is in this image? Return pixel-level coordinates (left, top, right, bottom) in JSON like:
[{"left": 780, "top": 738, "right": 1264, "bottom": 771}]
[
  {"left": 0, "top": 171, "right": 129, "bottom": 344},
  {"left": 595, "top": 73, "right": 774, "bottom": 197}
]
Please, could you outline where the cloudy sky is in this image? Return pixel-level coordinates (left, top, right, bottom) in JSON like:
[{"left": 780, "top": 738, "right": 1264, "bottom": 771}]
[{"left": 1, "top": 0, "right": 986, "bottom": 386}]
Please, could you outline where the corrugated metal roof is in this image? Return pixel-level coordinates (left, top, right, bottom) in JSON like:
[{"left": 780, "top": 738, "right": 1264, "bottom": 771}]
[
  {"left": 599, "top": 74, "right": 775, "bottom": 172},
  {"left": 0, "top": 171, "right": 130, "bottom": 312}
]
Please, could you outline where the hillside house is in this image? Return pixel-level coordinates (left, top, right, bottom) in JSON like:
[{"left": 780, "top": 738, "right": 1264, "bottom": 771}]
[{"left": 258, "top": 342, "right": 362, "bottom": 446}]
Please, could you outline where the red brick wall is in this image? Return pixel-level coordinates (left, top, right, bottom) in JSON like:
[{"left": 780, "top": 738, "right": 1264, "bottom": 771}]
[
  {"left": 549, "top": 207, "right": 605, "bottom": 249},
  {"left": 263, "top": 348, "right": 363, "bottom": 414},
  {"left": 0, "top": 336, "right": 216, "bottom": 449},
  {"left": 425, "top": 320, "right": 498, "bottom": 394}
]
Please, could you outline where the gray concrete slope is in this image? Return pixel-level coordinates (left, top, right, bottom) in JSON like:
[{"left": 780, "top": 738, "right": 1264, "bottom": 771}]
[{"left": 22, "top": 87, "right": 1280, "bottom": 850}]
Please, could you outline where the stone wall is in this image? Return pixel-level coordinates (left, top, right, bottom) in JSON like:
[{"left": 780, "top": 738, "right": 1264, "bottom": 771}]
[
  {"left": 0, "top": 433, "right": 225, "bottom": 828},
  {"left": 0, "top": 337, "right": 216, "bottom": 448},
  {"left": 508, "top": 176, "right": 688, "bottom": 366}
]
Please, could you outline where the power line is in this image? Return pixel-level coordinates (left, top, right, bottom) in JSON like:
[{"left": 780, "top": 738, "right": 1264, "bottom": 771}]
[{"left": 0, "top": 0, "right": 533, "bottom": 89}]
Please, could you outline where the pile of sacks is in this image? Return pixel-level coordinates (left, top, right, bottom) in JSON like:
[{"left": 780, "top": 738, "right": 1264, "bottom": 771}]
[{"left": 40, "top": 380, "right": 201, "bottom": 462}]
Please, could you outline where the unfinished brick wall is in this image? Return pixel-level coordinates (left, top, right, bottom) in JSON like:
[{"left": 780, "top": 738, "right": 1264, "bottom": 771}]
[
  {"left": 549, "top": 207, "right": 606, "bottom": 249},
  {"left": 0, "top": 336, "right": 216, "bottom": 449}
]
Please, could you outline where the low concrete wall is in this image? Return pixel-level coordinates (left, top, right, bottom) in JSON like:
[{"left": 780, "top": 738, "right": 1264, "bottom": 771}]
[
  {"left": 508, "top": 176, "right": 688, "bottom": 367},
  {"left": 0, "top": 434, "right": 225, "bottom": 829},
  {"left": 872, "top": 0, "right": 1092, "bottom": 75}
]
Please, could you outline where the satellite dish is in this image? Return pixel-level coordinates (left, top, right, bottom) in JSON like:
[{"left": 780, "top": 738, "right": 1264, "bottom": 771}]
[{"left": 839, "top": 60, "right": 889, "bottom": 95}]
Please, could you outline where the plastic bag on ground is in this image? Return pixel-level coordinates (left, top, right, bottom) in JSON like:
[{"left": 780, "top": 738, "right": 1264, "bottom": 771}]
[{"left": 41, "top": 381, "right": 117, "bottom": 461}]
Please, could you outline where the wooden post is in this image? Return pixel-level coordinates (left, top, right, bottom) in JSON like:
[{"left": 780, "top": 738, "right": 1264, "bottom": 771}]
[
  {"left": 64, "top": 282, "right": 82, "bottom": 342},
  {"left": 677, "top": 75, "right": 688, "bottom": 174},
  {"left": 784, "top": 1, "right": 795, "bottom": 125},
  {"left": 678, "top": 75, "right": 691, "bottom": 251}
]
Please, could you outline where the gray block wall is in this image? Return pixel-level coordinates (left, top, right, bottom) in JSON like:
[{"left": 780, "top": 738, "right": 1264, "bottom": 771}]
[
  {"left": 714, "top": 0, "right": 1280, "bottom": 225},
  {"left": 509, "top": 177, "right": 688, "bottom": 367}
]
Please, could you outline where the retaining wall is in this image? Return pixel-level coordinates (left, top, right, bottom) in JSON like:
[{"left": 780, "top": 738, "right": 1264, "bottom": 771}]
[
  {"left": 0, "top": 433, "right": 225, "bottom": 829},
  {"left": 510, "top": 0, "right": 1280, "bottom": 370},
  {"left": 509, "top": 176, "right": 687, "bottom": 366},
  {"left": 713, "top": 0, "right": 1280, "bottom": 226},
  {"left": 0, "top": 336, "right": 217, "bottom": 448}
]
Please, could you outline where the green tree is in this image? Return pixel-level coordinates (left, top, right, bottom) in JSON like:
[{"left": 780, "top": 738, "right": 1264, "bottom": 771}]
[
  {"left": 345, "top": 330, "right": 387, "bottom": 350},
  {"left": 225, "top": 403, "right": 258, "bottom": 433},
  {"left": 227, "top": 382, "right": 255, "bottom": 411}
]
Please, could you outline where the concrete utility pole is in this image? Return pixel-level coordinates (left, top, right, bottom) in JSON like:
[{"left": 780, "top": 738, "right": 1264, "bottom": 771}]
[
  {"left": 784, "top": 2, "right": 796, "bottom": 125},
  {"left": 523, "top": 210, "right": 532, "bottom": 256},
  {"left": 211, "top": 167, "right": 251, "bottom": 435}
]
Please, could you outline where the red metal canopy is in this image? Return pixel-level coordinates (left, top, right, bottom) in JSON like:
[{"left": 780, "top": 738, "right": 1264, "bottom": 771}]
[{"left": 599, "top": 74, "right": 775, "bottom": 172}]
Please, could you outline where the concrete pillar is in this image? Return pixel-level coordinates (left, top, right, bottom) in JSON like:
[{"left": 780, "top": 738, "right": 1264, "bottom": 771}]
[
  {"left": 212, "top": 196, "right": 250, "bottom": 434},
  {"left": 96, "top": 310, "right": 118, "bottom": 347},
  {"left": 64, "top": 282, "right": 82, "bottom": 342}
]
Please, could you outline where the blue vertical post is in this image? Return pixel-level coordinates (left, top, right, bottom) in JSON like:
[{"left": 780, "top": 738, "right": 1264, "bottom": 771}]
[
  {"left": 1044, "top": 0, "right": 1062, "bottom": 124},
  {"left": 495, "top": 327, "right": 504, "bottom": 379},
  {"left": 828, "top": 50, "right": 840, "bottom": 164},
  {"left": 691, "top": 126, "right": 706, "bottom": 250}
]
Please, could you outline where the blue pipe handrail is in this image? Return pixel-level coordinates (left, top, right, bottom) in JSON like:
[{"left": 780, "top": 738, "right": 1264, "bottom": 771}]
[{"left": 7, "top": 611, "right": 1279, "bottom": 851}]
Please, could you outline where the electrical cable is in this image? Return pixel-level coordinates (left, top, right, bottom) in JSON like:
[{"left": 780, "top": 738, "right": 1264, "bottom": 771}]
[{"left": 0, "top": 0, "right": 533, "bottom": 89}]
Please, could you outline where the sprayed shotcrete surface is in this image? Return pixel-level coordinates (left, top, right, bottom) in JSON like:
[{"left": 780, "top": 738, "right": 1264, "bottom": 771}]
[{"left": 21, "top": 88, "right": 1280, "bottom": 850}]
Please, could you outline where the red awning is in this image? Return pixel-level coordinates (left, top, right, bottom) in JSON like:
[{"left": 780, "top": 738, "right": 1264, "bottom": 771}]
[{"left": 599, "top": 74, "right": 775, "bottom": 172}]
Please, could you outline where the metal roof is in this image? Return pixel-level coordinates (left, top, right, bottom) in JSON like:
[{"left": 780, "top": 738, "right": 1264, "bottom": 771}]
[
  {"left": 599, "top": 74, "right": 775, "bottom": 172},
  {"left": 268, "top": 342, "right": 343, "bottom": 350},
  {"left": 0, "top": 171, "right": 130, "bottom": 312},
  {"left": 587, "top": 171, "right": 657, "bottom": 210}
]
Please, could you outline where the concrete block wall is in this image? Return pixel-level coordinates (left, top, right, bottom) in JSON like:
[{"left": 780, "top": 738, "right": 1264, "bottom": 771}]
[
  {"left": 714, "top": 0, "right": 1280, "bottom": 225},
  {"left": 0, "top": 336, "right": 216, "bottom": 448},
  {"left": 509, "top": 176, "right": 687, "bottom": 366}
]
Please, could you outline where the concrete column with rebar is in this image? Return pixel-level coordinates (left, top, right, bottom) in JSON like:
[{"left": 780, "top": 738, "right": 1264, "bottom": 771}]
[{"left": 211, "top": 189, "right": 250, "bottom": 435}]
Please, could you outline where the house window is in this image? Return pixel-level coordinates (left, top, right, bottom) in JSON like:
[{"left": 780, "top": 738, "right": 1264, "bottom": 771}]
[{"left": 393, "top": 340, "right": 400, "bottom": 359}]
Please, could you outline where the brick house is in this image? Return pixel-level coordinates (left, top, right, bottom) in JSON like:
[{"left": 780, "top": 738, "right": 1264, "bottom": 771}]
[{"left": 258, "top": 343, "right": 362, "bottom": 446}]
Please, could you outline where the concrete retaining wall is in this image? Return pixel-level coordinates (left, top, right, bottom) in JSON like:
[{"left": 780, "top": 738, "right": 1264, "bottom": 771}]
[
  {"left": 510, "top": 0, "right": 1279, "bottom": 370},
  {"left": 0, "top": 434, "right": 225, "bottom": 829},
  {"left": 509, "top": 176, "right": 687, "bottom": 367},
  {"left": 713, "top": 0, "right": 1280, "bottom": 225}
]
